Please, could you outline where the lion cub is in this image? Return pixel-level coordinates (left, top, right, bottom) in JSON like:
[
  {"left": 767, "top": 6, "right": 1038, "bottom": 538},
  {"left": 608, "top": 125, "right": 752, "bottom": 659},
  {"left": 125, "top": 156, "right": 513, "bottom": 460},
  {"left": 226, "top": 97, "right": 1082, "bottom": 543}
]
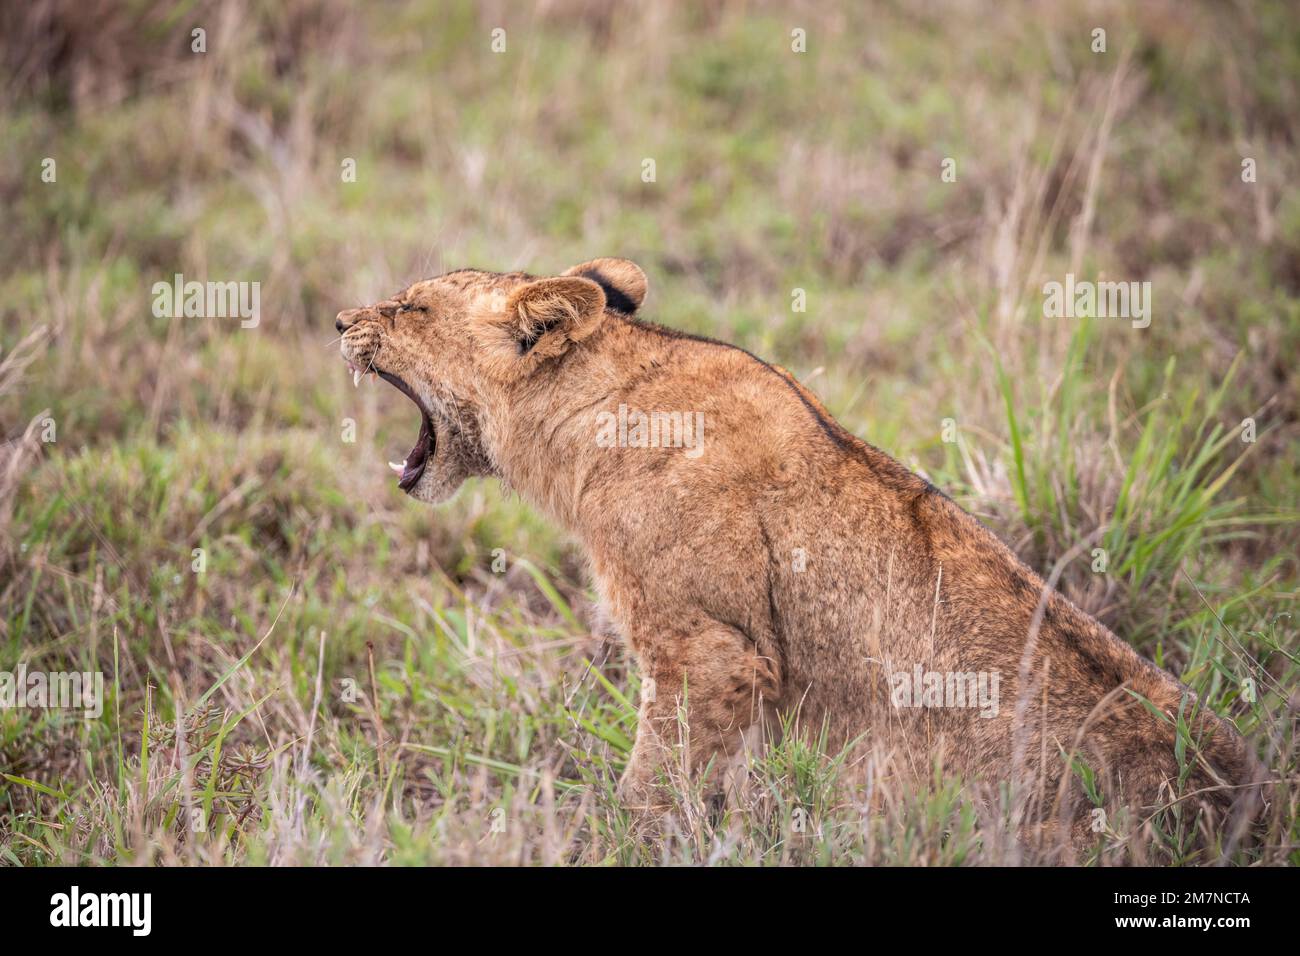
[{"left": 337, "top": 258, "right": 1260, "bottom": 853}]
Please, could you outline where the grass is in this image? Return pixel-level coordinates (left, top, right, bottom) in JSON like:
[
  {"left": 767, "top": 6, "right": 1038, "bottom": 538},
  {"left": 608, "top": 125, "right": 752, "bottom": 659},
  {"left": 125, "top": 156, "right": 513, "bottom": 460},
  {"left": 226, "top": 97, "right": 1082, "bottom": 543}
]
[{"left": 0, "top": 0, "right": 1297, "bottom": 866}]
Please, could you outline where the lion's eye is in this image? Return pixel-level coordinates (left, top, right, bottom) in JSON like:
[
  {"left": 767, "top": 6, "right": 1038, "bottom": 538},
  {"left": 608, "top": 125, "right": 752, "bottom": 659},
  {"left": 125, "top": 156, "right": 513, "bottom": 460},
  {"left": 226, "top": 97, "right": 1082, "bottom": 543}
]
[{"left": 398, "top": 302, "right": 416, "bottom": 313}]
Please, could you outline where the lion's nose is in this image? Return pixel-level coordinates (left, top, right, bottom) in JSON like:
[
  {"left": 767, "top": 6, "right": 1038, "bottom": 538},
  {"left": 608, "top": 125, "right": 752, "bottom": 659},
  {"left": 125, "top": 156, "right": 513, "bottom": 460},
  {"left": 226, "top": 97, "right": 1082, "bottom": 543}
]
[{"left": 335, "top": 309, "right": 360, "bottom": 334}]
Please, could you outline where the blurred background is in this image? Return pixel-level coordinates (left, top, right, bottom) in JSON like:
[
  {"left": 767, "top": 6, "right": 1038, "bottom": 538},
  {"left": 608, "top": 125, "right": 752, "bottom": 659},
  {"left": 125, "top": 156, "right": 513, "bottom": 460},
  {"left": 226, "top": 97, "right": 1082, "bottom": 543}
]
[{"left": 0, "top": 0, "right": 1296, "bottom": 865}]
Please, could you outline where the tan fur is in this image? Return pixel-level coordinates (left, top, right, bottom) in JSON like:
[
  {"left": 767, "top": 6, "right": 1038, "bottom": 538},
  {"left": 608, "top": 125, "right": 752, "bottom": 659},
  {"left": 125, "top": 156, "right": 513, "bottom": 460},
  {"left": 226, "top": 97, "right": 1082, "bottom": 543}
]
[{"left": 337, "top": 259, "right": 1262, "bottom": 854}]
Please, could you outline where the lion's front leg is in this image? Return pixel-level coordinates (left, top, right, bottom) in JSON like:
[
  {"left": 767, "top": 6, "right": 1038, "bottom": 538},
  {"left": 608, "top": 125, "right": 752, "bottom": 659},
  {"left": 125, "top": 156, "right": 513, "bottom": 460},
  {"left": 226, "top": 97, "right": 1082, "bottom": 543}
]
[{"left": 618, "top": 619, "right": 781, "bottom": 809}]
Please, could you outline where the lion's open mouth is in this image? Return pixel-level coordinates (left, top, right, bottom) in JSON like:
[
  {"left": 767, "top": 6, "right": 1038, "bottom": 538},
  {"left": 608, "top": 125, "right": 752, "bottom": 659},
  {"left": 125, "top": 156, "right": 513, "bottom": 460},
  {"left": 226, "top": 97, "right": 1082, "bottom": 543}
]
[
  {"left": 379, "top": 371, "right": 435, "bottom": 492},
  {"left": 346, "top": 360, "right": 435, "bottom": 493}
]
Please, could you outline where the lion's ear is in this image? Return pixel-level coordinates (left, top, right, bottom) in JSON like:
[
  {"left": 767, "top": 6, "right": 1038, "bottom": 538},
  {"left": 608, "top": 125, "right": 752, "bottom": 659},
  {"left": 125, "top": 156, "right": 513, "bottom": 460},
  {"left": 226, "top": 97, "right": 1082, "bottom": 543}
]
[
  {"left": 563, "top": 257, "right": 647, "bottom": 314},
  {"left": 476, "top": 276, "right": 606, "bottom": 377}
]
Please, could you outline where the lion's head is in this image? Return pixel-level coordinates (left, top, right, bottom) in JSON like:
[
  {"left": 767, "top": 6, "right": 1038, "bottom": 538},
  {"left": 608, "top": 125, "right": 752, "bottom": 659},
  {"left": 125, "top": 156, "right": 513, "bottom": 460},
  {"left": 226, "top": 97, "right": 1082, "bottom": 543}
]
[{"left": 336, "top": 257, "right": 647, "bottom": 503}]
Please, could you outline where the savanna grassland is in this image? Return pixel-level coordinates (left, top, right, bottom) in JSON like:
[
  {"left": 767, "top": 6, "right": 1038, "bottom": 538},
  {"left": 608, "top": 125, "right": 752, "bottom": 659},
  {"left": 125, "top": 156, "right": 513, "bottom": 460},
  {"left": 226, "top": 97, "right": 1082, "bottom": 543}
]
[{"left": 0, "top": 0, "right": 1297, "bottom": 866}]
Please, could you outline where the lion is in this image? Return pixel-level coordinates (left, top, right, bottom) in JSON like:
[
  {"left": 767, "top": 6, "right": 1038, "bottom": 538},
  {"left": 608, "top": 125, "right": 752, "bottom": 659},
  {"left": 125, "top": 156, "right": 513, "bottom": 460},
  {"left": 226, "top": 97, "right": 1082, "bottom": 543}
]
[{"left": 336, "top": 257, "right": 1261, "bottom": 856}]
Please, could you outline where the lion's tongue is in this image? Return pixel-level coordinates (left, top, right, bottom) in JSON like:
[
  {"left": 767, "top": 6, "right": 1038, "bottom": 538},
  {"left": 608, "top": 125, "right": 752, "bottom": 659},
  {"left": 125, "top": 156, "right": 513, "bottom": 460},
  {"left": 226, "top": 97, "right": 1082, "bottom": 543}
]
[{"left": 397, "top": 416, "right": 433, "bottom": 491}]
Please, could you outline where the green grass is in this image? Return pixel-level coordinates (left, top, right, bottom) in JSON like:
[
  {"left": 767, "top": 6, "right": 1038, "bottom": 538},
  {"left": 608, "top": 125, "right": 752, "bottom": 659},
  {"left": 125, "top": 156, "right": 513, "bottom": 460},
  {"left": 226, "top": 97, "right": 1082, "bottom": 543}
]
[{"left": 0, "top": 0, "right": 1296, "bottom": 865}]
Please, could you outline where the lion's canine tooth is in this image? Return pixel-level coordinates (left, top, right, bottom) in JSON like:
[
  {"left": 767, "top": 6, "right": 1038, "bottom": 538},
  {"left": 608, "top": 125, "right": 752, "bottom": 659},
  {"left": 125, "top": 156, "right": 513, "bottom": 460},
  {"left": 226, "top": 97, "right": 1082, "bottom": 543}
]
[
  {"left": 388, "top": 461, "right": 405, "bottom": 474},
  {"left": 353, "top": 369, "right": 362, "bottom": 388}
]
